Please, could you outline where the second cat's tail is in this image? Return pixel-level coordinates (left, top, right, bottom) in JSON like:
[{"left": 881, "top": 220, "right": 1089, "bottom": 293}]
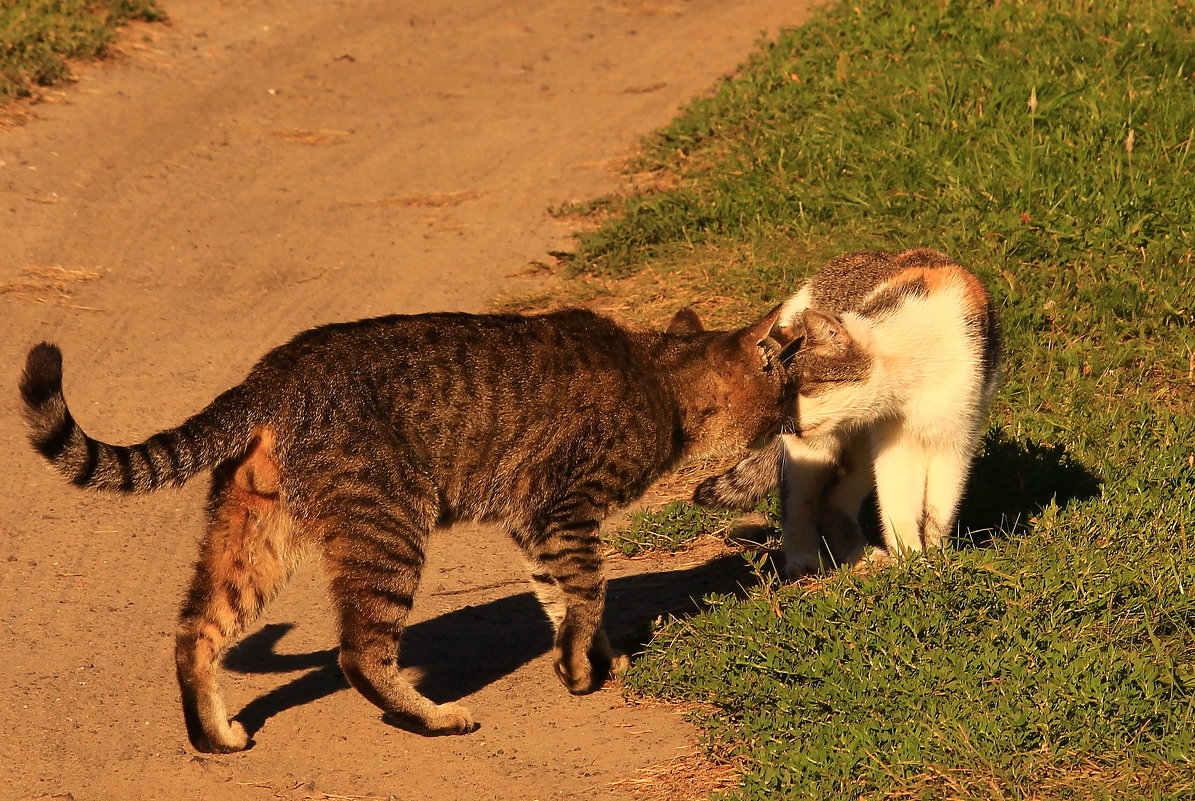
[
  {"left": 20, "top": 343, "right": 257, "bottom": 493},
  {"left": 693, "top": 439, "right": 781, "bottom": 510}
]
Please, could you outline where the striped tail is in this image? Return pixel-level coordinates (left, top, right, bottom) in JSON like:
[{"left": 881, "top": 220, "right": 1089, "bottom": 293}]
[
  {"left": 692, "top": 439, "right": 781, "bottom": 510},
  {"left": 20, "top": 343, "right": 255, "bottom": 493}
]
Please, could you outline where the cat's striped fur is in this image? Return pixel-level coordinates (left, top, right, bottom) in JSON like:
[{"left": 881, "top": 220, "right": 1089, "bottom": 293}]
[
  {"left": 695, "top": 248, "right": 999, "bottom": 576},
  {"left": 21, "top": 306, "right": 791, "bottom": 752}
]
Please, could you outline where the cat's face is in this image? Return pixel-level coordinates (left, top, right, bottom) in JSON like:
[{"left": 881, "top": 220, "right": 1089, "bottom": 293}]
[
  {"left": 716, "top": 332, "right": 794, "bottom": 447},
  {"left": 667, "top": 305, "right": 795, "bottom": 457},
  {"left": 782, "top": 310, "right": 875, "bottom": 437}
]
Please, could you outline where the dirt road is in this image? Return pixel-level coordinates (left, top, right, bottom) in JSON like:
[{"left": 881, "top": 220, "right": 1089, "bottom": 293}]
[{"left": 0, "top": 1, "right": 814, "bottom": 798}]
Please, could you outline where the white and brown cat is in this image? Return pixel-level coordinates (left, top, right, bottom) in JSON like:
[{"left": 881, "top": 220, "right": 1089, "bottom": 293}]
[{"left": 695, "top": 248, "right": 1000, "bottom": 576}]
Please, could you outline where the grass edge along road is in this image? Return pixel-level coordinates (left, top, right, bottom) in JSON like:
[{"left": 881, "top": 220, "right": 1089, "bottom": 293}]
[
  {"left": 559, "top": 1, "right": 1195, "bottom": 799},
  {"left": 1, "top": 0, "right": 162, "bottom": 104}
]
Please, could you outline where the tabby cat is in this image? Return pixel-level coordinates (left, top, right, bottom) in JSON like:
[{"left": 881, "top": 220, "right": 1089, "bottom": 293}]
[
  {"left": 20, "top": 306, "right": 791, "bottom": 752},
  {"left": 695, "top": 249, "right": 999, "bottom": 576}
]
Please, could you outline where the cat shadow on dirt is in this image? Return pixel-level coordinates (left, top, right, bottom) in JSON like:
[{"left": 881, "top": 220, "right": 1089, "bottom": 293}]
[
  {"left": 222, "top": 428, "right": 1098, "bottom": 744},
  {"left": 222, "top": 551, "right": 761, "bottom": 743}
]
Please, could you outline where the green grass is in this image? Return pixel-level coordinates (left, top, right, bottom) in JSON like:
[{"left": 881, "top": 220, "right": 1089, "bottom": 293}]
[
  {"left": 0, "top": 0, "right": 163, "bottom": 103},
  {"left": 609, "top": 501, "right": 746, "bottom": 556},
  {"left": 579, "top": 0, "right": 1195, "bottom": 798},
  {"left": 609, "top": 498, "right": 785, "bottom": 557}
]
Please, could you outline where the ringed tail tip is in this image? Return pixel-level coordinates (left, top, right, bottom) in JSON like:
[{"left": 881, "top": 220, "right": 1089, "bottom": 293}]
[{"left": 21, "top": 342, "right": 64, "bottom": 409}]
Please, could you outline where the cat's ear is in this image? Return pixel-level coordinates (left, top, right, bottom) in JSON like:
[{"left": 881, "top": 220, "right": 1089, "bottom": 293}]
[
  {"left": 801, "top": 309, "right": 851, "bottom": 355},
  {"left": 666, "top": 306, "right": 705, "bottom": 335},
  {"left": 733, "top": 304, "right": 789, "bottom": 367},
  {"left": 776, "top": 324, "right": 805, "bottom": 365},
  {"left": 735, "top": 303, "right": 786, "bottom": 349},
  {"left": 768, "top": 315, "right": 805, "bottom": 364}
]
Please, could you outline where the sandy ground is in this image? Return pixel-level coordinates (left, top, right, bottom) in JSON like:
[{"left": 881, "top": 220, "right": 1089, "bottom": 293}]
[{"left": 0, "top": 1, "right": 816, "bottom": 798}]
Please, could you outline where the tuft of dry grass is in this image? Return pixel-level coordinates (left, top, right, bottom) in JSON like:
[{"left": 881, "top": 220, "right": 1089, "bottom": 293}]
[
  {"left": 267, "top": 128, "right": 351, "bottom": 146},
  {"left": 637, "top": 455, "right": 740, "bottom": 509},
  {"left": 602, "top": 1, "right": 686, "bottom": 17},
  {"left": 0, "top": 0, "right": 164, "bottom": 105},
  {"left": 341, "top": 190, "right": 481, "bottom": 208},
  {"left": 0, "top": 265, "right": 102, "bottom": 308},
  {"left": 608, "top": 751, "right": 742, "bottom": 801},
  {"left": 492, "top": 250, "right": 783, "bottom": 331}
]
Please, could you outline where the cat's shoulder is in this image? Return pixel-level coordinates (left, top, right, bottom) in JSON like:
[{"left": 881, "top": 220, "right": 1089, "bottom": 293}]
[{"left": 804, "top": 250, "right": 903, "bottom": 313}]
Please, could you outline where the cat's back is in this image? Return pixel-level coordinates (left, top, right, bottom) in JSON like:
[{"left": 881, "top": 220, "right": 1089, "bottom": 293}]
[
  {"left": 860, "top": 249, "right": 996, "bottom": 375},
  {"left": 267, "top": 306, "right": 667, "bottom": 433},
  {"left": 261, "top": 308, "right": 643, "bottom": 387},
  {"left": 242, "top": 308, "right": 677, "bottom": 514},
  {"left": 796, "top": 249, "right": 994, "bottom": 355},
  {"left": 799, "top": 248, "right": 986, "bottom": 318}
]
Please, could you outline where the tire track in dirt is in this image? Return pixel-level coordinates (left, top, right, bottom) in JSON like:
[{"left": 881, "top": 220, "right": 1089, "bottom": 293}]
[{"left": 0, "top": 1, "right": 816, "bottom": 798}]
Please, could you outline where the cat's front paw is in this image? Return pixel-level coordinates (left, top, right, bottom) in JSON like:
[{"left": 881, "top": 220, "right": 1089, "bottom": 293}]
[
  {"left": 692, "top": 475, "right": 727, "bottom": 508},
  {"left": 610, "top": 652, "right": 631, "bottom": 677},
  {"left": 692, "top": 474, "right": 756, "bottom": 511},
  {"left": 553, "top": 639, "right": 613, "bottom": 695}
]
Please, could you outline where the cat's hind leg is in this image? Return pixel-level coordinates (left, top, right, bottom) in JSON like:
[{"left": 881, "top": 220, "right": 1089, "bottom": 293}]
[
  {"left": 779, "top": 433, "right": 841, "bottom": 578},
  {"left": 176, "top": 428, "right": 302, "bottom": 753},
  {"left": 870, "top": 421, "right": 931, "bottom": 557},
  {"left": 314, "top": 442, "right": 477, "bottom": 737}
]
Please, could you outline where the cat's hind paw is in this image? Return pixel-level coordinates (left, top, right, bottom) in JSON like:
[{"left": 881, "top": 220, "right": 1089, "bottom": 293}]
[
  {"left": 192, "top": 719, "right": 251, "bottom": 753},
  {"left": 385, "top": 702, "right": 479, "bottom": 736}
]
